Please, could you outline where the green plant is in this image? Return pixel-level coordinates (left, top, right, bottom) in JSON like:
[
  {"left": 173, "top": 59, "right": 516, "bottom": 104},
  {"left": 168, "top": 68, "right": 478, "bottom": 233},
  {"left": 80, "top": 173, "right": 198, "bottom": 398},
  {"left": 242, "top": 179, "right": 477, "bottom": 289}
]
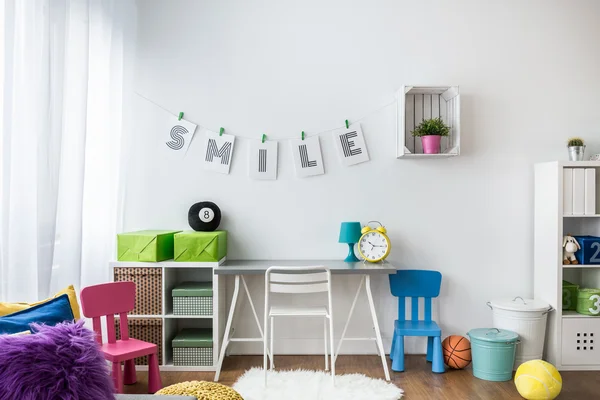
[
  {"left": 411, "top": 117, "right": 450, "bottom": 137},
  {"left": 567, "top": 137, "right": 584, "bottom": 147}
]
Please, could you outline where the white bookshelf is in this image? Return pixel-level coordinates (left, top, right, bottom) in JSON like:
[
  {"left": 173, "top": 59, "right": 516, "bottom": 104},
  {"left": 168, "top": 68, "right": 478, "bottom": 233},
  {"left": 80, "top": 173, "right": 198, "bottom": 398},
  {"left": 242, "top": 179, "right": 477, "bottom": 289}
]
[
  {"left": 534, "top": 161, "right": 600, "bottom": 371},
  {"left": 109, "top": 258, "right": 227, "bottom": 372}
]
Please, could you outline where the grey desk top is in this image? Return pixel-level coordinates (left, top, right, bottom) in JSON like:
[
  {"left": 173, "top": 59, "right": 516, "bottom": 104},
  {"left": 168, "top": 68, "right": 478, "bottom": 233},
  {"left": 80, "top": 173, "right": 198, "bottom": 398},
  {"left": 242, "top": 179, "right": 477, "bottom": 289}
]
[{"left": 215, "top": 260, "right": 398, "bottom": 275}]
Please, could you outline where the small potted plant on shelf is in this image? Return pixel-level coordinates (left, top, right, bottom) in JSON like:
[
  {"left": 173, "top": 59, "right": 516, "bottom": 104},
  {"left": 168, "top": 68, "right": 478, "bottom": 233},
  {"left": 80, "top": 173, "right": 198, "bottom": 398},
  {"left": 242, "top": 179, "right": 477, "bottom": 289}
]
[
  {"left": 412, "top": 117, "right": 450, "bottom": 154},
  {"left": 567, "top": 137, "right": 586, "bottom": 161}
]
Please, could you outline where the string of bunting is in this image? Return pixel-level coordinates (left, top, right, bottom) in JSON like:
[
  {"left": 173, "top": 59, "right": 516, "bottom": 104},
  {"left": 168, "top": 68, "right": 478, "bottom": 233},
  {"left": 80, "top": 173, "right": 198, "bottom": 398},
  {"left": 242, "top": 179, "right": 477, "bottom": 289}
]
[{"left": 138, "top": 92, "right": 395, "bottom": 180}]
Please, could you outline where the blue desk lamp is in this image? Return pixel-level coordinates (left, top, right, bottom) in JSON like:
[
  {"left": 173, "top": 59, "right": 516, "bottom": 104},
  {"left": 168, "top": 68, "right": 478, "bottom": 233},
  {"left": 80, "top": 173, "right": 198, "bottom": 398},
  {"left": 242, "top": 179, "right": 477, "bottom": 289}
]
[{"left": 339, "top": 222, "right": 362, "bottom": 262}]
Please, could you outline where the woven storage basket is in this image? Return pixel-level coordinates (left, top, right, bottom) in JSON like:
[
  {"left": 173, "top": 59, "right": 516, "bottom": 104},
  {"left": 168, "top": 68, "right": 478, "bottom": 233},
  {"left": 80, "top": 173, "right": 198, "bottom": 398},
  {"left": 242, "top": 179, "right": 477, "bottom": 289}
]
[
  {"left": 114, "top": 267, "right": 162, "bottom": 315},
  {"left": 115, "top": 317, "right": 162, "bottom": 365},
  {"left": 563, "top": 280, "right": 579, "bottom": 311},
  {"left": 577, "top": 288, "right": 600, "bottom": 316}
]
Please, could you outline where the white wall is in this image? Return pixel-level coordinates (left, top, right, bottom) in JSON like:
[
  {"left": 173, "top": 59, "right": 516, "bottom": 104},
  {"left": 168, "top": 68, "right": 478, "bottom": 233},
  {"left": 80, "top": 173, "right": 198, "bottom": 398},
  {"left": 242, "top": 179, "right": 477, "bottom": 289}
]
[{"left": 125, "top": 0, "right": 600, "bottom": 355}]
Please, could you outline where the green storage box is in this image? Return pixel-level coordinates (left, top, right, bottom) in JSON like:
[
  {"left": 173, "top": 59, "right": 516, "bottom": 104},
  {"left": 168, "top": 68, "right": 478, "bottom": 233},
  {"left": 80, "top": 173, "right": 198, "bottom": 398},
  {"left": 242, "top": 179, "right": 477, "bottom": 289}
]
[
  {"left": 562, "top": 280, "right": 579, "bottom": 311},
  {"left": 577, "top": 288, "right": 600, "bottom": 316},
  {"left": 174, "top": 231, "right": 227, "bottom": 262},
  {"left": 172, "top": 328, "right": 213, "bottom": 366},
  {"left": 117, "top": 230, "right": 181, "bottom": 262},
  {"left": 172, "top": 282, "right": 213, "bottom": 316}
]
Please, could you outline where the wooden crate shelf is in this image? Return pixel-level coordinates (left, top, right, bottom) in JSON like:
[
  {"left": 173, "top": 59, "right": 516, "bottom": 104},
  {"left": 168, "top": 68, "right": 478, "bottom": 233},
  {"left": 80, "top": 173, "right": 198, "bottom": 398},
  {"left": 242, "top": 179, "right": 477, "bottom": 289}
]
[{"left": 396, "top": 85, "right": 460, "bottom": 158}]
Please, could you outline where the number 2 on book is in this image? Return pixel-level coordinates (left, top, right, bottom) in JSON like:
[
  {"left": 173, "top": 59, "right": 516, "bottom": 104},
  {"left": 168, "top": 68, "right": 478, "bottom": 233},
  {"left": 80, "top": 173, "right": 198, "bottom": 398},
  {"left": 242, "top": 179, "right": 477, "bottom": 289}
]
[{"left": 591, "top": 242, "right": 600, "bottom": 263}]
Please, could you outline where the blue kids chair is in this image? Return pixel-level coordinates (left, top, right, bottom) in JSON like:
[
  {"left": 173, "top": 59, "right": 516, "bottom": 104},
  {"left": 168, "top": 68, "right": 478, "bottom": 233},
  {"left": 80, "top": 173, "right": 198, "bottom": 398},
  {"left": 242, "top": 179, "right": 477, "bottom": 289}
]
[{"left": 389, "top": 269, "right": 444, "bottom": 373}]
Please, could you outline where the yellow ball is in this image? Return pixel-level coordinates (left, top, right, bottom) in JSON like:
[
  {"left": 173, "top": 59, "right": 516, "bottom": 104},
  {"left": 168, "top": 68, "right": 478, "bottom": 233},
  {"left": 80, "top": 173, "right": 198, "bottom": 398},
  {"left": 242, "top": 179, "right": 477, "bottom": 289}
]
[{"left": 514, "top": 360, "right": 562, "bottom": 400}]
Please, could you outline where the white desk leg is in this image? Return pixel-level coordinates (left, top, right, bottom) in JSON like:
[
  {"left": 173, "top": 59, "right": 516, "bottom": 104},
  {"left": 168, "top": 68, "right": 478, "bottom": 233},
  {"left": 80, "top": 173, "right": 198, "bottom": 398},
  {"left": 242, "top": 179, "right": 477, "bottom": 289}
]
[
  {"left": 241, "top": 276, "right": 274, "bottom": 368},
  {"left": 365, "top": 275, "right": 390, "bottom": 381},
  {"left": 334, "top": 275, "right": 365, "bottom": 364},
  {"left": 214, "top": 275, "right": 241, "bottom": 382}
]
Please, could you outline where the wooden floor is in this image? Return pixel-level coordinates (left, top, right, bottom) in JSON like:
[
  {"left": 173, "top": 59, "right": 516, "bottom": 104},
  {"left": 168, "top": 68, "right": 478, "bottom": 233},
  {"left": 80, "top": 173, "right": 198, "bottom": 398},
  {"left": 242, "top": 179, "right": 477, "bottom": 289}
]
[{"left": 124, "top": 355, "right": 599, "bottom": 399}]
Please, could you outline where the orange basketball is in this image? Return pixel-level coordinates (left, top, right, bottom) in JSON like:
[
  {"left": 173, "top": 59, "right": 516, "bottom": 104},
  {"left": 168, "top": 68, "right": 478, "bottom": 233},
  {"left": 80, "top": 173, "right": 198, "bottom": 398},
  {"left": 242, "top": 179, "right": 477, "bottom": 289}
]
[{"left": 442, "top": 335, "right": 472, "bottom": 369}]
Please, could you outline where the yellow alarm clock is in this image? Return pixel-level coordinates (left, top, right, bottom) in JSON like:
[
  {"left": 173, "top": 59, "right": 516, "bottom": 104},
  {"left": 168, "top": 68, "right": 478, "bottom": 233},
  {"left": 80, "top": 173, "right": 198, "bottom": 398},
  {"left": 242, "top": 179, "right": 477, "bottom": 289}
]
[{"left": 358, "top": 221, "right": 391, "bottom": 263}]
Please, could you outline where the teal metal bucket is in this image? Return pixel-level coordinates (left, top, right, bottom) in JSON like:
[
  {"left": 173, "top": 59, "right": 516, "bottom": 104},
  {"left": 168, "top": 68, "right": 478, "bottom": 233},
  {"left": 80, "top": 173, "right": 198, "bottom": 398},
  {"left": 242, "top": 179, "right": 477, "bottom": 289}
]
[{"left": 468, "top": 328, "right": 520, "bottom": 382}]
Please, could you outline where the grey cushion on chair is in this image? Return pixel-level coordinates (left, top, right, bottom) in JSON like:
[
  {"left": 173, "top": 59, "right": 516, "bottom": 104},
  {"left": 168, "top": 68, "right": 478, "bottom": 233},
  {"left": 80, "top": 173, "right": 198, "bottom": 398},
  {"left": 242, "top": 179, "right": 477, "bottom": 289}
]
[{"left": 115, "top": 395, "right": 196, "bottom": 400}]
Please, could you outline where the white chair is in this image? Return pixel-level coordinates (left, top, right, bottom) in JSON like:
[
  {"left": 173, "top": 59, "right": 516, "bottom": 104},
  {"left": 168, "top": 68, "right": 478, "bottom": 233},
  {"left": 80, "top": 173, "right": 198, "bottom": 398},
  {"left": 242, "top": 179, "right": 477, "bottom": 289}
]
[{"left": 263, "top": 266, "right": 335, "bottom": 385}]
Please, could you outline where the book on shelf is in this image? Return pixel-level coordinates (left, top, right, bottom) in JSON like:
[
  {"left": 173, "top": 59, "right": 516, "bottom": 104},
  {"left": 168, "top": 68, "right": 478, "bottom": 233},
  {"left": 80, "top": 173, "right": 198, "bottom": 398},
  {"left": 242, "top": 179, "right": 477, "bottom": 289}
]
[
  {"left": 564, "top": 168, "right": 573, "bottom": 215},
  {"left": 573, "top": 168, "right": 585, "bottom": 215},
  {"left": 585, "top": 168, "right": 596, "bottom": 215}
]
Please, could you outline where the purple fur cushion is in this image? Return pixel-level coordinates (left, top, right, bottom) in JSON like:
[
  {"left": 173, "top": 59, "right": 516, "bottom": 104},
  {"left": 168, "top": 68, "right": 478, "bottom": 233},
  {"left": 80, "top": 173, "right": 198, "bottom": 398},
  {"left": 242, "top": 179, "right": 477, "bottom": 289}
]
[{"left": 0, "top": 320, "right": 115, "bottom": 400}]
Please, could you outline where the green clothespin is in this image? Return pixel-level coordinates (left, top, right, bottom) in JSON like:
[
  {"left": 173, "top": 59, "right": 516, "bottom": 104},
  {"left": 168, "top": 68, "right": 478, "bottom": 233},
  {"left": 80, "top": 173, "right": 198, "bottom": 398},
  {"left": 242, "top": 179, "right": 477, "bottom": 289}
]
[
  {"left": 219, "top": 127, "right": 224, "bottom": 136},
  {"left": 345, "top": 119, "right": 349, "bottom": 129},
  {"left": 262, "top": 134, "right": 267, "bottom": 143},
  {"left": 301, "top": 131, "right": 305, "bottom": 141},
  {"left": 178, "top": 112, "right": 184, "bottom": 121}
]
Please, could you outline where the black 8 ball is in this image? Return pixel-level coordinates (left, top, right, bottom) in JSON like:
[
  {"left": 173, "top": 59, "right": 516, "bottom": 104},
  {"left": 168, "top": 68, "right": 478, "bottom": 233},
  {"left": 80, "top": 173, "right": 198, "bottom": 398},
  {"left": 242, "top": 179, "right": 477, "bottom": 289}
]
[{"left": 188, "top": 201, "right": 221, "bottom": 232}]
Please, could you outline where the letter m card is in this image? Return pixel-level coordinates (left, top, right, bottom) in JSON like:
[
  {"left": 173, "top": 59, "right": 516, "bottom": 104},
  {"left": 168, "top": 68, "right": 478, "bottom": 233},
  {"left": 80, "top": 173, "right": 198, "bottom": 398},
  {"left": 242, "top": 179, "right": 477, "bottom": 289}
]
[{"left": 203, "top": 129, "right": 236, "bottom": 174}]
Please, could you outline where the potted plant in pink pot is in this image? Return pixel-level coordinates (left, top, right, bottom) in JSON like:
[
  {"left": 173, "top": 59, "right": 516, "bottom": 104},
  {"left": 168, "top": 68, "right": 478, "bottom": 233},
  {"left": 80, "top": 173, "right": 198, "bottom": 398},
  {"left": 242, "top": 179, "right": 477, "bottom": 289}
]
[{"left": 412, "top": 117, "right": 450, "bottom": 154}]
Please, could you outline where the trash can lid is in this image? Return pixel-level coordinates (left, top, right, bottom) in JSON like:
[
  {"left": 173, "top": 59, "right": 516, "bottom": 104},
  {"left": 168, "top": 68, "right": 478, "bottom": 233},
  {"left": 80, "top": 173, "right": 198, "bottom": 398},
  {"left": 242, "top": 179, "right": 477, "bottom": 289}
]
[
  {"left": 468, "top": 328, "right": 519, "bottom": 343},
  {"left": 489, "top": 296, "right": 551, "bottom": 312}
]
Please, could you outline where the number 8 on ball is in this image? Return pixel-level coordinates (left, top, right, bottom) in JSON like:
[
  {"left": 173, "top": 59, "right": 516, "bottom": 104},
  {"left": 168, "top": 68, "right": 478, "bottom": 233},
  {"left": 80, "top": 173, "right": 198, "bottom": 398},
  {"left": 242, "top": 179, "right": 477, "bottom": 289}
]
[{"left": 188, "top": 201, "right": 221, "bottom": 232}]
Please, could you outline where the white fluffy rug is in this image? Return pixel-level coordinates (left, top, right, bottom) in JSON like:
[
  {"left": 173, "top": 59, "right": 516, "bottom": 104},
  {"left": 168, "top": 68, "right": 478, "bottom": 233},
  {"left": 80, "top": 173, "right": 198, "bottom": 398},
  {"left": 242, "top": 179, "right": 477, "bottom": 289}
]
[{"left": 232, "top": 368, "right": 403, "bottom": 400}]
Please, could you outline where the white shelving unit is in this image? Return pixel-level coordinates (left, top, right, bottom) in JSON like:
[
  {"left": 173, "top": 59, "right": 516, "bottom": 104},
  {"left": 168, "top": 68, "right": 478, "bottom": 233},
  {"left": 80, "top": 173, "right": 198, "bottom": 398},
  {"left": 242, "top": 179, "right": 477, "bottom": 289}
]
[
  {"left": 534, "top": 161, "right": 600, "bottom": 371},
  {"left": 395, "top": 85, "right": 460, "bottom": 158},
  {"left": 109, "top": 259, "right": 227, "bottom": 372}
]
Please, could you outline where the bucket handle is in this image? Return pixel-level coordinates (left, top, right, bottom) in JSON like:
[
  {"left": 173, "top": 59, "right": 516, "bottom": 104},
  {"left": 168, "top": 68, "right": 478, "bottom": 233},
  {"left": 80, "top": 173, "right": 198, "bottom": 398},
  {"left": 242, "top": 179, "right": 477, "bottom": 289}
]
[
  {"left": 485, "top": 328, "right": 501, "bottom": 335},
  {"left": 487, "top": 297, "right": 529, "bottom": 308},
  {"left": 542, "top": 306, "right": 555, "bottom": 315}
]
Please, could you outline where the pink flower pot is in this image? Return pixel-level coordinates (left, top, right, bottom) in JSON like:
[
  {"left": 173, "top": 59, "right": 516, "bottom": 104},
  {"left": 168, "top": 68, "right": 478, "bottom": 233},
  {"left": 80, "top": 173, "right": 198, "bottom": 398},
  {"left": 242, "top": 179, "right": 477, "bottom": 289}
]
[{"left": 421, "top": 135, "right": 442, "bottom": 154}]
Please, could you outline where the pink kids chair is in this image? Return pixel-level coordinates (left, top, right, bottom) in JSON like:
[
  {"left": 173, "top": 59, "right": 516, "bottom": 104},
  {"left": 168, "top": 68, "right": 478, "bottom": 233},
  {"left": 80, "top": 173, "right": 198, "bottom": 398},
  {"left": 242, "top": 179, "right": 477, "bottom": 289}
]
[{"left": 80, "top": 281, "right": 162, "bottom": 394}]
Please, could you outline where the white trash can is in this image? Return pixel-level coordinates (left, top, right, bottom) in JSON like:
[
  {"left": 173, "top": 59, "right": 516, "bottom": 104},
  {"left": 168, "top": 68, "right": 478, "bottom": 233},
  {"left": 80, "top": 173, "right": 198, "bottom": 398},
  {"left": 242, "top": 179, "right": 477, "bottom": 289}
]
[{"left": 487, "top": 296, "right": 553, "bottom": 369}]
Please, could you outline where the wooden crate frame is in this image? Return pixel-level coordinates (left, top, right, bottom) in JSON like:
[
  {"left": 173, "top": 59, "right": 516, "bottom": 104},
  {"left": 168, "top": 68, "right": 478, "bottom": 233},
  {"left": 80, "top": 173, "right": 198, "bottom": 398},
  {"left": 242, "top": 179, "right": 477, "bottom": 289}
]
[{"left": 396, "top": 85, "right": 460, "bottom": 158}]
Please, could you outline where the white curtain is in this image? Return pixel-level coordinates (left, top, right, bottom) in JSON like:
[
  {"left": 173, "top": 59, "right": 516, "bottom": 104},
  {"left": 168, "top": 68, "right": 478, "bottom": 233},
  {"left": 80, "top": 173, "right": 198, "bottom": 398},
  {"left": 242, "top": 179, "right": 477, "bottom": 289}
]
[{"left": 0, "top": 0, "right": 136, "bottom": 302}]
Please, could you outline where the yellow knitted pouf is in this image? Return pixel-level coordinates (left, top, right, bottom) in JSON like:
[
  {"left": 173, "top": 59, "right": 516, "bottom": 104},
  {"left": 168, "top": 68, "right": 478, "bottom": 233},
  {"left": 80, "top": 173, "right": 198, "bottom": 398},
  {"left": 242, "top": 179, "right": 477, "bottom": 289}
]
[{"left": 155, "top": 381, "right": 243, "bottom": 400}]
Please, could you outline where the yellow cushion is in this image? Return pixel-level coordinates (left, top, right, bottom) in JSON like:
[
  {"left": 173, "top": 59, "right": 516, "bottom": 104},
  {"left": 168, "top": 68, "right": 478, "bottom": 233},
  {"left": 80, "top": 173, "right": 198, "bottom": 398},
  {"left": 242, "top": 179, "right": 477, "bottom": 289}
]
[
  {"left": 156, "top": 381, "right": 243, "bottom": 400},
  {"left": 0, "top": 285, "right": 81, "bottom": 320},
  {"left": 514, "top": 359, "right": 562, "bottom": 400}
]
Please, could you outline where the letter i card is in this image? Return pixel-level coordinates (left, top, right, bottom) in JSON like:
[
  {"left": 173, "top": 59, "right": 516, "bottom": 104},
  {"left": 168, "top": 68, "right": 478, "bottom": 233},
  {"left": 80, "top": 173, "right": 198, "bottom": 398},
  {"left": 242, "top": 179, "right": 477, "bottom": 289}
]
[{"left": 249, "top": 140, "right": 278, "bottom": 180}]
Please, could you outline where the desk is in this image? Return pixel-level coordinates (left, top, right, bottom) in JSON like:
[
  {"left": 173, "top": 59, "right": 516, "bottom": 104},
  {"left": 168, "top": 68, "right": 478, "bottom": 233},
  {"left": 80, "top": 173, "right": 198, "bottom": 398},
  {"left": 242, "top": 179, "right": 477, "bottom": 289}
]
[{"left": 213, "top": 260, "right": 396, "bottom": 381}]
